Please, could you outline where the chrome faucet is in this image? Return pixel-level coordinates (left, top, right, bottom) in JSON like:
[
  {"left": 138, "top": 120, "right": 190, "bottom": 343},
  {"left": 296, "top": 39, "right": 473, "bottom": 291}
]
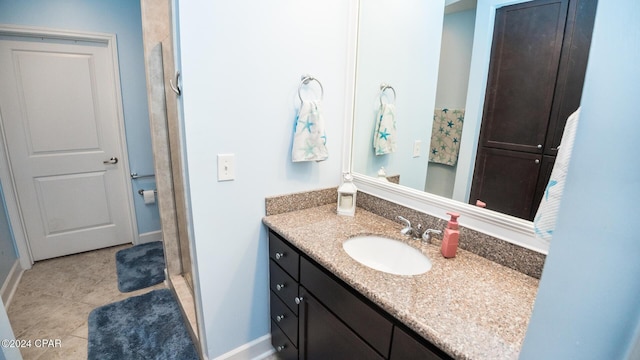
[
  {"left": 396, "top": 216, "right": 418, "bottom": 237},
  {"left": 421, "top": 229, "right": 442, "bottom": 244}
]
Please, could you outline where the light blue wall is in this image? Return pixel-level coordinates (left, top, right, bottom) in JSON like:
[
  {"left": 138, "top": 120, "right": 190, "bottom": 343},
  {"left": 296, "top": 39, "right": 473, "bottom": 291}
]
[
  {"left": 426, "top": 8, "right": 476, "bottom": 198},
  {"left": 352, "top": 0, "right": 445, "bottom": 190},
  {"left": 177, "top": 1, "right": 352, "bottom": 357},
  {"left": 520, "top": 0, "right": 640, "bottom": 358},
  {"left": 0, "top": 0, "right": 160, "bottom": 235},
  {"left": 0, "top": 183, "right": 17, "bottom": 286}
]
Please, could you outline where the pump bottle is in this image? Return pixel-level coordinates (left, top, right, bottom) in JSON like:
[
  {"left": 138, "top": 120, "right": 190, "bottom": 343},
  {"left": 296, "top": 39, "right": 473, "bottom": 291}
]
[{"left": 441, "top": 212, "right": 460, "bottom": 258}]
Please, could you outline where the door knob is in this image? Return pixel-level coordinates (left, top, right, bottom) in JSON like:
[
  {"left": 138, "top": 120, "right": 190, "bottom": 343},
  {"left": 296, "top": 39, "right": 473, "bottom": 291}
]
[
  {"left": 534, "top": 159, "right": 540, "bottom": 164},
  {"left": 103, "top": 157, "right": 118, "bottom": 164},
  {"left": 537, "top": 144, "right": 543, "bottom": 149}
]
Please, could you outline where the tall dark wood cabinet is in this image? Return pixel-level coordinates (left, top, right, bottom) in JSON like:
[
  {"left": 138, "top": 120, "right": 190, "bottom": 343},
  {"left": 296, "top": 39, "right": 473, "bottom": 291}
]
[{"left": 469, "top": 0, "right": 597, "bottom": 220}]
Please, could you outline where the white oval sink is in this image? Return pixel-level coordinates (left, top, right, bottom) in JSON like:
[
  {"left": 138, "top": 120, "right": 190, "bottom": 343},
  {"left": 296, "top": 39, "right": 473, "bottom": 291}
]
[{"left": 342, "top": 235, "right": 432, "bottom": 276}]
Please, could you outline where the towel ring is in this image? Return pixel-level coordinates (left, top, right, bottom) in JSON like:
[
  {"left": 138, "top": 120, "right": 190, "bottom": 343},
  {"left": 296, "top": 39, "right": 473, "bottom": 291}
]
[
  {"left": 379, "top": 83, "right": 396, "bottom": 106},
  {"left": 298, "top": 74, "right": 324, "bottom": 103}
]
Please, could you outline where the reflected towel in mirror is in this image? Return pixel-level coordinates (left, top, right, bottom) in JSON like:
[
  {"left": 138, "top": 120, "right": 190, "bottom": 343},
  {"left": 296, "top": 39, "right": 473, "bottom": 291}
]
[
  {"left": 292, "top": 100, "right": 328, "bottom": 162},
  {"left": 428, "top": 108, "right": 464, "bottom": 166},
  {"left": 534, "top": 108, "right": 580, "bottom": 244},
  {"left": 373, "top": 103, "right": 397, "bottom": 155}
]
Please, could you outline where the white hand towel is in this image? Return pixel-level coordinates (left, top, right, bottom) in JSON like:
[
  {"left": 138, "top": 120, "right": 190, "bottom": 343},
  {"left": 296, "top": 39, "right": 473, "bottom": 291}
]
[
  {"left": 533, "top": 108, "right": 580, "bottom": 244},
  {"left": 292, "top": 100, "right": 328, "bottom": 162},
  {"left": 373, "top": 103, "right": 397, "bottom": 155}
]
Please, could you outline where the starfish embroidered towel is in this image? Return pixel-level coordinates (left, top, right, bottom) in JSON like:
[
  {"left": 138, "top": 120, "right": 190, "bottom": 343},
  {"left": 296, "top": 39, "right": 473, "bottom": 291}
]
[
  {"left": 292, "top": 100, "right": 328, "bottom": 162},
  {"left": 373, "top": 103, "right": 397, "bottom": 155},
  {"left": 533, "top": 108, "right": 580, "bottom": 244},
  {"left": 429, "top": 108, "right": 464, "bottom": 166}
]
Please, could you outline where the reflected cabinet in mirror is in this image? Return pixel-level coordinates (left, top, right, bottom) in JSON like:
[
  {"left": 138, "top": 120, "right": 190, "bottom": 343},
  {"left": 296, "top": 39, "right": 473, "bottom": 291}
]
[{"left": 350, "top": 0, "right": 596, "bottom": 226}]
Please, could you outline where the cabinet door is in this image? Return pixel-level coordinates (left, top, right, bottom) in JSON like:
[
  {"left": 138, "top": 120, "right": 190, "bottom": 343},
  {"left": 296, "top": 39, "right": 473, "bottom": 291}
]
[
  {"left": 544, "top": 0, "right": 598, "bottom": 155},
  {"left": 479, "top": 0, "right": 569, "bottom": 153},
  {"left": 390, "top": 327, "right": 450, "bottom": 360},
  {"left": 470, "top": 148, "right": 542, "bottom": 220},
  {"left": 298, "top": 287, "right": 384, "bottom": 360}
]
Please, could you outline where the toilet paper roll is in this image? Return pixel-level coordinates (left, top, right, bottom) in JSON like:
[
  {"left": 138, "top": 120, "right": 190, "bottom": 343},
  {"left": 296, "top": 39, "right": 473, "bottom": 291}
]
[{"left": 143, "top": 190, "right": 156, "bottom": 205}]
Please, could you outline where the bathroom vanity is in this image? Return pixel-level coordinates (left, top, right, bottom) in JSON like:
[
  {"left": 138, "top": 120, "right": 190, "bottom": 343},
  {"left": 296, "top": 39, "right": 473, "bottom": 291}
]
[{"left": 264, "top": 204, "right": 539, "bottom": 360}]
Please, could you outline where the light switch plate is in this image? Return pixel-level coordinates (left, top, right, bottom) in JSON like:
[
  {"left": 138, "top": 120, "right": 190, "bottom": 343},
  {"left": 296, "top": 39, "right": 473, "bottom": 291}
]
[
  {"left": 413, "top": 140, "right": 421, "bottom": 157},
  {"left": 217, "top": 154, "right": 235, "bottom": 181}
]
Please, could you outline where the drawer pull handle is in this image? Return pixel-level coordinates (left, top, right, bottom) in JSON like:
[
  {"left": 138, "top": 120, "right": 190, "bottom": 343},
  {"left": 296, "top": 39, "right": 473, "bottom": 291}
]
[
  {"left": 276, "top": 283, "right": 286, "bottom": 291},
  {"left": 276, "top": 345, "right": 286, "bottom": 352},
  {"left": 276, "top": 314, "right": 285, "bottom": 322},
  {"left": 275, "top": 252, "right": 284, "bottom": 260},
  {"left": 295, "top": 296, "right": 304, "bottom": 305}
]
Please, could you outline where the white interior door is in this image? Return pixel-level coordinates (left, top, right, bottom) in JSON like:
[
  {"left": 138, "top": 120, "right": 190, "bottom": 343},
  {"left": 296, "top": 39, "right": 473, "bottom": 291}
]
[{"left": 0, "top": 34, "right": 134, "bottom": 261}]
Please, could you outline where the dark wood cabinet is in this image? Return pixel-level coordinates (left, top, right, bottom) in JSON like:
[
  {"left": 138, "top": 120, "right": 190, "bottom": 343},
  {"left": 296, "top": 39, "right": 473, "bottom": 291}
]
[
  {"left": 298, "top": 288, "right": 385, "bottom": 360},
  {"left": 470, "top": 0, "right": 597, "bottom": 220},
  {"left": 267, "top": 229, "right": 452, "bottom": 360},
  {"left": 390, "top": 326, "right": 444, "bottom": 360}
]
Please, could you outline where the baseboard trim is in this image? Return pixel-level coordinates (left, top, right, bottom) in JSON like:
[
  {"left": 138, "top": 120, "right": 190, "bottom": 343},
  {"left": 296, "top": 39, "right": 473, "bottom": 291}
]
[
  {"left": 138, "top": 230, "right": 163, "bottom": 244},
  {"left": 212, "top": 334, "right": 274, "bottom": 360},
  {"left": 1, "top": 260, "right": 23, "bottom": 308}
]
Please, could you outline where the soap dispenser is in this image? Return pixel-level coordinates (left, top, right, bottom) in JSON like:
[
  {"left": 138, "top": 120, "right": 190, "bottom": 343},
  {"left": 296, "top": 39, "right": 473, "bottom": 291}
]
[{"left": 441, "top": 212, "right": 460, "bottom": 258}]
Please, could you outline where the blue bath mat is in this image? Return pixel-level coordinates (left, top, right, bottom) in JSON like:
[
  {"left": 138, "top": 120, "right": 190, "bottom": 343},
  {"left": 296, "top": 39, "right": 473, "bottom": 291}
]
[
  {"left": 116, "top": 241, "right": 166, "bottom": 292},
  {"left": 88, "top": 289, "right": 198, "bottom": 360}
]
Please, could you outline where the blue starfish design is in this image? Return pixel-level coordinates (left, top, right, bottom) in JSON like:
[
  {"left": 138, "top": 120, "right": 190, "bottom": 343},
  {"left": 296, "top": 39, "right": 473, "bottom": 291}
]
[
  {"left": 544, "top": 180, "right": 558, "bottom": 200},
  {"left": 440, "top": 145, "right": 447, "bottom": 151},
  {"left": 303, "top": 143, "right": 316, "bottom": 157},
  {"left": 379, "top": 128, "right": 390, "bottom": 140},
  {"left": 439, "top": 126, "right": 444, "bottom": 133},
  {"left": 431, "top": 148, "right": 438, "bottom": 155},
  {"left": 447, "top": 120, "right": 454, "bottom": 128},
  {"left": 302, "top": 118, "right": 314, "bottom": 133},
  {"left": 442, "top": 108, "right": 448, "bottom": 113},
  {"left": 453, "top": 137, "right": 459, "bottom": 144},
  {"left": 445, "top": 130, "right": 451, "bottom": 137},
  {"left": 458, "top": 116, "right": 464, "bottom": 122}
]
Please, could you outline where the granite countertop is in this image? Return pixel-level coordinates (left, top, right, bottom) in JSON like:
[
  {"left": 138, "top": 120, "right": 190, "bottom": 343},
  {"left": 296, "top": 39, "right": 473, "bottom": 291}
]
[{"left": 263, "top": 204, "right": 540, "bottom": 360}]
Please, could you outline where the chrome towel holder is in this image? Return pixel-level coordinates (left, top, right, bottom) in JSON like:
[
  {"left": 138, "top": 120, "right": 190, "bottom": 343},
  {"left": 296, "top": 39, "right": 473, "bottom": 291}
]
[
  {"left": 298, "top": 74, "right": 324, "bottom": 103},
  {"left": 379, "top": 83, "right": 396, "bottom": 105}
]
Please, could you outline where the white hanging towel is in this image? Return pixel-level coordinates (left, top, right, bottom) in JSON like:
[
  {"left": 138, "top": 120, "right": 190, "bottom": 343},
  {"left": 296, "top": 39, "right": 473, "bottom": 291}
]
[
  {"left": 533, "top": 108, "right": 580, "bottom": 244},
  {"left": 292, "top": 100, "right": 328, "bottom": 162},
  {"left": 373, "top": 103, "right": 397, "bottom": 155}
]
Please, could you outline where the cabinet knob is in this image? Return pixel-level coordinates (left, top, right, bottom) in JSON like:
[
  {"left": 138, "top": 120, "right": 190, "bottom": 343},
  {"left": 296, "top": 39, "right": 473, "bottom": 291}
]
[
  {"left": 276, "top": 314, "right": 285, "bottom": 322},
  {"left": 537, "top": 144, "right": 543, "bottom": 149},
  {"left": 276, "top": 283, "right": 285, "bottom": 291},
  {"left": 535, "top": 159, "right": 540, "bottom": 164},
  {"left": 295, "top": 296, "right": 304, "bottom": 305},
  {"left": 275, "top": 252, "right": 284, "bottom": 260},
  {"left": 276, "top": 345, "right": 286, "bottom": 352}
]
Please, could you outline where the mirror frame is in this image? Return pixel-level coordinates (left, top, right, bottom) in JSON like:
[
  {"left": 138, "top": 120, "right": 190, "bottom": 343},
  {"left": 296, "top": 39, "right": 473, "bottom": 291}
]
[{"left": 342, "top": 0, "right": 548, "bottom": 254}]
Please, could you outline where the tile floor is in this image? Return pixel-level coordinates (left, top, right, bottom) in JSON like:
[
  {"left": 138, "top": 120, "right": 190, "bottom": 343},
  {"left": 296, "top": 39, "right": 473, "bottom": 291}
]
[{"left": 6, "top": 244, "right": 165, "bottom": 360}]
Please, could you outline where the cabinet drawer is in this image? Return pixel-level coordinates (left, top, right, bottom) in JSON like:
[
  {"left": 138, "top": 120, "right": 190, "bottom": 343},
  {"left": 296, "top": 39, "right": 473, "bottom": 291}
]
[
  {"left": 300, "top": 257, "right": 393, "bottom": 357},
  {"left": 271, "top": 320, "right": 297, "bottom": 360},
  {"left": 270, "top": 291, "right": 298, "bottom": 347},
  {"left": 269, "top": 260, "right": 299, "bottom": 315},
  {"left": 269, "top": 231, "right": 299, "bottom": 280}
]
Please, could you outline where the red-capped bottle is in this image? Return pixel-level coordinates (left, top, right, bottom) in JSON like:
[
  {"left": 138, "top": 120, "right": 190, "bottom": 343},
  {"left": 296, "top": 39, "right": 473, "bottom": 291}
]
[{"left": 441, "top": 212, "right": 460, "bottom": 258}]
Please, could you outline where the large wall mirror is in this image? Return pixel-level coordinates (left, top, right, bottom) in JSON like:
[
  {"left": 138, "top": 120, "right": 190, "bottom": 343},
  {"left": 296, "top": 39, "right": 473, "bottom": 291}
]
[{"left": 348, "top": 0, "right": 589, "bottom": 254}]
